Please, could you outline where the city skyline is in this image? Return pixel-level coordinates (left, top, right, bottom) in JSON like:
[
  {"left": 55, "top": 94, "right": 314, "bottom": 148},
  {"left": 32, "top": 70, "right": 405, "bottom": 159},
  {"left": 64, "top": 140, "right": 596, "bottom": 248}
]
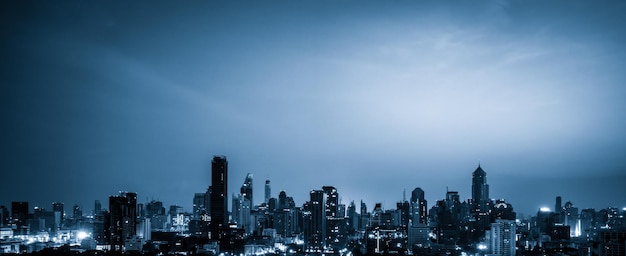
[
  {"left": 2, "top": 1, "right": 626, "bottom": 218},
  {"left": 1, "top": 160, "right": 623, "bottom": 218}
]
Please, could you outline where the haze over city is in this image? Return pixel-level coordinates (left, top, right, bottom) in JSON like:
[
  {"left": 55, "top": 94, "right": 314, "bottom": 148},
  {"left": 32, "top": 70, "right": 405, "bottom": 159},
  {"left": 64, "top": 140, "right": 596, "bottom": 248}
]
[{"left": 2, "top": 1, "right": 626, "bottom": 217}]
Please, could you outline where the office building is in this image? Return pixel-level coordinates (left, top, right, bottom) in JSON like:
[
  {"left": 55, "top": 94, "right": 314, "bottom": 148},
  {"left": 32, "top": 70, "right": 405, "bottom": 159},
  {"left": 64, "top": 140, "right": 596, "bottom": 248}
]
[
  {"left": 210, "top": 155, "right": 228, "bottom": 239},
  {"left": 472, "top": 164, "right": 489, "bottom": 203},
  {"left": 489, "top": 219, "right": 516, "bottom": 256},
  {"left": 241, "top": 173, "right": 253, "bottom": 206},
  {"left": 109, "top": 192, "right": 137, "bottom": 251},
  {"left": 410, "top": 187, "right": 428, "bottom": 226},
  {"left": 265, "top": 179, "right": 271, "bottom": 204},
  {"left": 305, "top": 190, "right": 326, "bottom": 251}
]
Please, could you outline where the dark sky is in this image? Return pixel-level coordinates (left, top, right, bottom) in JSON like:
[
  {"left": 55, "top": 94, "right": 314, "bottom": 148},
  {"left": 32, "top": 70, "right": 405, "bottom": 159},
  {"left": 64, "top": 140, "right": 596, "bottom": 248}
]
[{"left": 2, "top": 1, "right": 626, "bottom": 217}]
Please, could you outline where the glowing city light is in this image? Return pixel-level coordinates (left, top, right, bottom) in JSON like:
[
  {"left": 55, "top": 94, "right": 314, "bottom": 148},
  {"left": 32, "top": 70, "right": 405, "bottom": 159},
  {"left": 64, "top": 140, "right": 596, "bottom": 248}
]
[
  {"left": 478, "top": 244, "right": 487, "bottom": 250},
  {"left": 540, "top": 207, "right": 551, "bottom": 212},
  {"left": 77, "top": 231, "right": 89, "bottom": 240}
]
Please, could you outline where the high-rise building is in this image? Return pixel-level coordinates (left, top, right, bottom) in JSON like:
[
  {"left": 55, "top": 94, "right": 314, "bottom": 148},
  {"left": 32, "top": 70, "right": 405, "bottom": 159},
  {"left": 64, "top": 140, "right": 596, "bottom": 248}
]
[
  {"left": 94, "top": 200, "right": 102, "bottom": 215},
  {"left": 563, "top": 201, "right": 579, "bottom": 237},
  {"left": 397, "top": 201, "right": 410, "bottom": 228},
  {"left": 347, "top": 201, "right": 359, "bottom": 231},
  {"left": 471, "top": 165, "right": 491, "bottom": 232},
  {"left": 11, "top": 201, "right": 28, "bottom": 234},
  {"left": 489, "top": 219, "right": 516, "bottom": 256},
  {"left": 410, "top": 187, "right": 428, "bottom": 226},
  {"left": 145, "top": 200, "right": 167, "bottom": 230},
  {"left": 73, "top": 204, "right": 82, "bottom": 219},
  {"left": 52, "top": 202, "right": 64, "bottom": 231},
  {"left": 555, "top": 196, "right": 562, "bottom": 214},
  {"left": 322, "top": 186, "right": 339, "bottom": 217},
  {"left": 210, "top": 155, "right": 228, "bottom": 239},
  {"left": 109, "top": 192, "right": 137, "bottom": 251},
  {"left": 265, "top": 179, "right": 271, "bottom": 204},
  {"left": 472, "top": 164, "right": 489, "bottom": 203},
  {"left": 193, "top": 193, "right": 207, "bottom": 220},
  {"left": 305, "top": 190, "right": 326, "bottom": 251},
  {"left": 0, "top": 206, "right": 9, "bottom": 227},
  {"left": 241, "top": 173, "right": 253, "bottom": 206}
]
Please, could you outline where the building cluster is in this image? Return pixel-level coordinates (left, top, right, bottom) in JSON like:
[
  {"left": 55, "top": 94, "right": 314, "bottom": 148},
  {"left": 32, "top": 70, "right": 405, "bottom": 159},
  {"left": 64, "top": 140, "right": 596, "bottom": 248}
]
[{"left": 1, "top": 156, "right": 625, "bottom": 256}]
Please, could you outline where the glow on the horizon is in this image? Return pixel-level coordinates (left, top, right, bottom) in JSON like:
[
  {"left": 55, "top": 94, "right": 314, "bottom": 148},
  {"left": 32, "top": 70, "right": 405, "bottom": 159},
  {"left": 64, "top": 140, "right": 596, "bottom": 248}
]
[{"left": 540, "top": 207, "right": 551, "bottom": 212}]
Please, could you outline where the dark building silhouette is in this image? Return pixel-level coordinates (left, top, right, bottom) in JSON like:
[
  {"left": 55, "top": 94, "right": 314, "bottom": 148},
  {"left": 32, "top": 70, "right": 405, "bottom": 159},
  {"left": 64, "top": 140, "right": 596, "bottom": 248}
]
[
  {"left": 241, "top": 173, "right": 253, "bottom": 206},
  {"left": 410, "top": 187, "right": 428, "bottom": 226},
  {"left": 94, "top": 200, "right": 102, "bottom": 215},
  {"left": 210, "top": 155, "right": 228, "bottom": 240},
  {"left": 108, "top": 192, "right": 137, "bottom": 251},
  {"left": 322, "top": 186, "right": 339, "bottom": 217},
  {"left": 73, "top": 204, "right": 82, "bottom": 219},
  {"left": 0, "top": 206, "right": 9, "bottom": 227},
  {"left": 145, "top": 200, "right": 167, "bottom": 230},
  {"left": 471, "top": 165, "right": 491, "bottom": 233},
  {"left": 397, "top": 201, "right": 410, "bottom": 229},
  {"left": 11, "top": 202, "right": 29, "bottom": 235},
  {"left": 305, "top": 190, "right": 326, "bottom": 251},
  {"left": 275, "top": 190, "right": 299, "bottom": 237},
  {"left": 492, "top": 199, "right": 516, "bottom": 221},
  {"left": 93, "top": 209, "right": 110, "bottom": 245},
  {"left": 347, "top": 201, "right": 358, "bottom": 232},
  {"left": 193, "top": 192, "right": 207, "bottom": 220},
  {"left": 599, "top": 231, "right": 626, "bottom": 256},
  {"left": 471, "top": 164, "right": 489, "bottom": 202},
  {"left": 555, "top": 196, "right": 562, "bottom": 214}
]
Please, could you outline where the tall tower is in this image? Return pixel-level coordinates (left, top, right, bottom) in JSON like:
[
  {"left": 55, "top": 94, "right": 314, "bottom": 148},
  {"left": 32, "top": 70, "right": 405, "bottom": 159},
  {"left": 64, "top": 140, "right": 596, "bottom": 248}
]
[
  {"left": 210, "top": 155, "right": 228, "bottom": 239},
  {"left": 306, "top": 190, "right": 326, "bottom": 251},
  {"left": 239, "top": 173, "right": 253, "bottom": 233},
  {"left": 11, "top": 202, "right": 28, "bottom": 235},
  {"left": 472, "top": 164, "right": 491, "bottom": 232},
  {"left": 109, "top": 192, "right": 137, "bottom": 251},
  {"left": 472, "top": 164, "right": 489, "bottom": 203},
  {"left": 265, "top": 179, "right": 271, "bottom": 204},
  {"left": 410, "top": 187, "right": 428, "bottom": 226},
  {"left": 322, "top": 186, "right": 339, "bottom": 217},
  {"left": 241, "top": 173, "right": 253, "bottom": 206}
]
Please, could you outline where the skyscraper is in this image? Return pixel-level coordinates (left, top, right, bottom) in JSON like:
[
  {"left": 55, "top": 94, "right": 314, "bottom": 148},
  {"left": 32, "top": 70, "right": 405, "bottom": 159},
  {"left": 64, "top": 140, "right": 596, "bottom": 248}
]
[
  {"left": 489, "top": 219, "right": 516, "bottom": 256},
  {"left": 193, "top": 193, "right": 207, "bottom": 220},
  {"left": 472, "top": 164, "right": 491, "bottom": 232},
  {"left": 241, "top": 173, "right": 253, "bottom": 206},
  {"left": 238, "top": 174, "right": 253, "bottom": 233},
  {"left": 52, "top": 202, "right": 64, "bottom": 231},
  {"left": 109, "top": 192, "right": 137, "bottom": 251},
  {"left": 11, "top": 202, "right": 28, "bottom": 235},
  {"left": 322, "top": 186, "right": 339, "bottom": 217},
  {"left": 305, "top": 190, "right": 326, "bottom": 251},
  {"left": 410, "top": 187, "right": 428, "bottom": 226},
  {"left": 94, "top": 200, "right": 102, "bottom": 215},
  {"left": 210, "top": 155, "right": 228, "bottom": 239},
  {"left": 555, "top": 196, "right": 562, "bottom": 214},
  {"left": 472, "top": 164, "right": 489, "bottom": 203},
  {"left": 265, "top": 179, "right": 271, "bottom": 204}
]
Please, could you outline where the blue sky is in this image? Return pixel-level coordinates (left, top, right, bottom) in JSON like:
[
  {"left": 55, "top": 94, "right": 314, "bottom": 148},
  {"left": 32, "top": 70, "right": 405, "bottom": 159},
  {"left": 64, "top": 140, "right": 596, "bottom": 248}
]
[{"left": 2, "top": 1, "right": 625, "bottom": 216}]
